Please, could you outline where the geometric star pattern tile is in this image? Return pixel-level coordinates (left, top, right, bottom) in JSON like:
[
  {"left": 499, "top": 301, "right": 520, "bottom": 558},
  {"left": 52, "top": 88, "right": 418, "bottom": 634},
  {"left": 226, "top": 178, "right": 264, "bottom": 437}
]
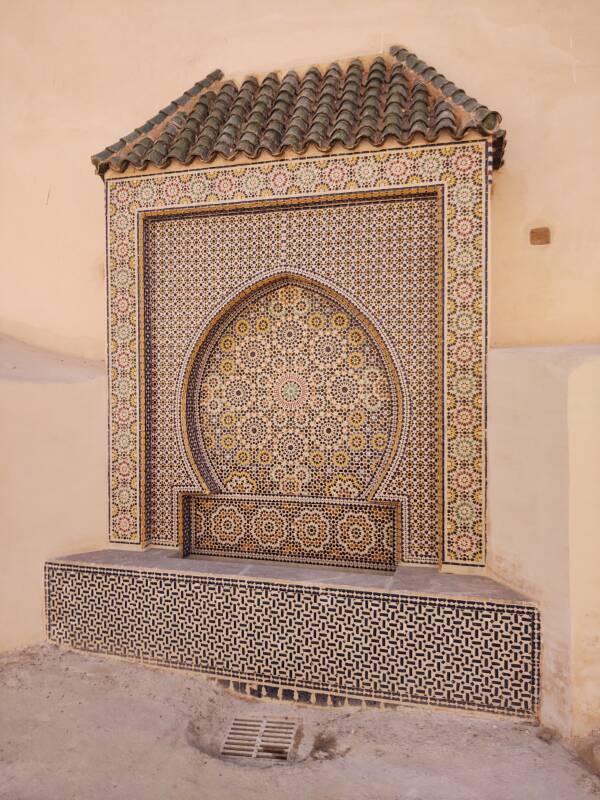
[
  {"left": 182, "top": 494, "right": 401, "bottom": 571},
  {"left": 107, "top": 140, "right": 489, "bottom": 566}
]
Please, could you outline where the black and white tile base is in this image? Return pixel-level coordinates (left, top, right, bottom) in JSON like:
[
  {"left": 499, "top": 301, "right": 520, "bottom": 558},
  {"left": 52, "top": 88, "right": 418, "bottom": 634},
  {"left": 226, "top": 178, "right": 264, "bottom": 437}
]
[{"left": 45, "top": 558, "right": 540, "bottom": 718}]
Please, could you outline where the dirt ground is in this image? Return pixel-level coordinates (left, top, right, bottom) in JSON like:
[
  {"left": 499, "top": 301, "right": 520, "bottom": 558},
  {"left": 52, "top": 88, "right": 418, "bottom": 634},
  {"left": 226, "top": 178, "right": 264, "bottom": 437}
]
[{"left": 0, "top": 645, "right": 598, "bottom": 800}]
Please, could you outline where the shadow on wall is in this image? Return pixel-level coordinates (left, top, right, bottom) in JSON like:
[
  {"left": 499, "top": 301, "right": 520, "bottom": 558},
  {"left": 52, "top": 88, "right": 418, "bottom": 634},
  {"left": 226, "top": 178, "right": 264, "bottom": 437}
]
[
  {"left": 0, "top": 334, "right": 104, "bottom": 383},
  {"left": 0, "top": 335, "right": 107, "bottom": 651},
  {"left": 487, "top": 344, "right": 600, "bottom": 741}
]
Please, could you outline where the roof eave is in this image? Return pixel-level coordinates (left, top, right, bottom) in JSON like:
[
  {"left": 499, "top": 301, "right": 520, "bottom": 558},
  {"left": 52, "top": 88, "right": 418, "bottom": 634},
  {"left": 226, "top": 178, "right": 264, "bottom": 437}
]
[
  {"left": 389, "top": 44, "right": 505, "bottom": 169},
  {"left": 94, "top": 48, "right": 507, "bottom": 179},
  {"left": 91, "top": 68, "right": 223, "bottom": 179}
]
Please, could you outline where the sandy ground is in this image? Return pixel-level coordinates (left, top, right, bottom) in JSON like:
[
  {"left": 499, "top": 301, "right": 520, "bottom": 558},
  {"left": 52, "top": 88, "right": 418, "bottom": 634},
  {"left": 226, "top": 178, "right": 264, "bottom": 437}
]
[{"left": 0, "top": 645, "right": 598, "bottom": 800}]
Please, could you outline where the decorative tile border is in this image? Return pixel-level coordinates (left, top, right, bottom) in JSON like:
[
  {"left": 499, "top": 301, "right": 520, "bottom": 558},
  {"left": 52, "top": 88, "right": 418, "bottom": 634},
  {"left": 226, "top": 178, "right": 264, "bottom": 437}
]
[
  {"left": 45, "top": 560, "right": 539, "bottom": 717},
  {"left": 180, "top": 492, "right": 401, "bottom": 571},
  {"left": 106, "top": 140, "right": 489, "bottom": 565}
]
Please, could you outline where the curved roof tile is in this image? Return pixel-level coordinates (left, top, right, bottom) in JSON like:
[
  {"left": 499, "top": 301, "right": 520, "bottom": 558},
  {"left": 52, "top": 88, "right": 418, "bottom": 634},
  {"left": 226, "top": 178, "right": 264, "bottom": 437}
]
[{"left": 92, "top": 47, "right": 505, "bottom": 176}]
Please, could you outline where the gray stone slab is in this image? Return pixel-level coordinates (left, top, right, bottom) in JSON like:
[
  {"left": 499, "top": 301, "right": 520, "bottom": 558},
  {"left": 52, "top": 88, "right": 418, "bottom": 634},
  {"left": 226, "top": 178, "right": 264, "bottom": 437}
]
[{"left": 52, "top": 548, "right": 529, "bottom": 602}]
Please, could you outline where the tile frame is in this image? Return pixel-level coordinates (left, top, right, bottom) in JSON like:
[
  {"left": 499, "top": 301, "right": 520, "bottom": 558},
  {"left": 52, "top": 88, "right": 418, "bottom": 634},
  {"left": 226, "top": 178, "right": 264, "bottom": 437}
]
[{"left": 105, "top": 140, "right": 490, "bottom": 566}]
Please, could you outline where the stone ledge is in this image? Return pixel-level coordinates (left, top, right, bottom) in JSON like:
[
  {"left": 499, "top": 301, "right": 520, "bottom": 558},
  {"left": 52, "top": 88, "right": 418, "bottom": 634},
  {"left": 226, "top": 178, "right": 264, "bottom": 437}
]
[{"left": 45, "top": 552, "right": 539, "bottom": 718}]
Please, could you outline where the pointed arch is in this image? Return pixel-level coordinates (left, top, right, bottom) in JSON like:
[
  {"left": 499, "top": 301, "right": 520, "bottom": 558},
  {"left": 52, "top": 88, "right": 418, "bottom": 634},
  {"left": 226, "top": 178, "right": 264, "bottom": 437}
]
[{"left": 179, "top": 271, "right": 407, "bottom": 500}]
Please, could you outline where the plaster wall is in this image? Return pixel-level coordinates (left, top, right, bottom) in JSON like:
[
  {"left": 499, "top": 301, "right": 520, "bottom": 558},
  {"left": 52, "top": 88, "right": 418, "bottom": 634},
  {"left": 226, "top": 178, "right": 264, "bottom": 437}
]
[
  {"left": 487, "top": 346, "right": 600, "bottom": 739},
  {"left": 0, "top": 0, "right": 599, "bottom": 742},
  {"left": 1, "top": 0, "right": 600, "bottom": 357},
  {"left": 0, "top": 339, "right": 107, "bottom": 651},
  {"left": 568, "top": 357, "right": 600, "bottom": 738}
]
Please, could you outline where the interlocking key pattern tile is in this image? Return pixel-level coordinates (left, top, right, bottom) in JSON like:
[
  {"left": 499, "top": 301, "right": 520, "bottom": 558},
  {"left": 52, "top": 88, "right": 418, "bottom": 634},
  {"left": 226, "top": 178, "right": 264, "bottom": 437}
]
[{"left": 45, "top": 561, "right": 540, "bottom": 718}]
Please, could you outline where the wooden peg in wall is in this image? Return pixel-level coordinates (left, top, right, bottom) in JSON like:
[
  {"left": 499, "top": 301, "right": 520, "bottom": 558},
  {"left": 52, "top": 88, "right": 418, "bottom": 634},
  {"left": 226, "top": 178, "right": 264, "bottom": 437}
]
[{"left": 529, "top": 227, "right": 551, "bottom": 245}]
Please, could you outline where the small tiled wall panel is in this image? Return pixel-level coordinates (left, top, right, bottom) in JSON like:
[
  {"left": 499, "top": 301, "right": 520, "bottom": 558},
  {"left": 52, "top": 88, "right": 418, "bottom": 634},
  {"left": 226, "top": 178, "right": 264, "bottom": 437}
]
[
  {"left": 184, "top": 494, "right": 400, "bottom": 571},
  {"left": 45, "top": 561, "right": 540, "bottom": 718}
]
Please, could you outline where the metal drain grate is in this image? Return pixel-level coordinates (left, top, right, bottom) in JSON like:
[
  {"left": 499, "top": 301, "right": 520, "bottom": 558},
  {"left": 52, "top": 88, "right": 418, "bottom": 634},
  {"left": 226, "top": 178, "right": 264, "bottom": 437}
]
[{"left": 221, "top": 717, "right": 299, "bottom": 760}]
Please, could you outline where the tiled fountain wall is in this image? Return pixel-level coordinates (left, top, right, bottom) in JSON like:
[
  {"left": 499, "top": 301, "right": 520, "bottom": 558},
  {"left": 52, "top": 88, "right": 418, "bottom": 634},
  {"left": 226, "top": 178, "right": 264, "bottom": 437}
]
[{"left": 107, "top": 140, "right": 489, "bottom": 567}]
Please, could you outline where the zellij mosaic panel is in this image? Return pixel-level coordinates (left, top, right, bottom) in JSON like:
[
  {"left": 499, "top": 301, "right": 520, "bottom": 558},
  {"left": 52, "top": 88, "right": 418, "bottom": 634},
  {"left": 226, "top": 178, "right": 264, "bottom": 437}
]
[
  {"left": 45, "top": 561, "right": 540, "bottom": 717},
  {"left": 106, "top": 141, "right": 489, "bottom": 566},
  {"left": 183, "top": 493, "right": 400, "bottom": 571}
]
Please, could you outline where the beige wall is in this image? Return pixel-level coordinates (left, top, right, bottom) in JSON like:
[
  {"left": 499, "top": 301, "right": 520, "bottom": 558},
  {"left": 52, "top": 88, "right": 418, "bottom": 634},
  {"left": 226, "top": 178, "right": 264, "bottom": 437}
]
[
  {"left": 568, "top": 357, "right": 600, "bottom": 738},
  {"left": 487, "top": 346, "right": 600, "bottom": 739},
  {"left": 0, "top": 339, "right": 107, "bottom": 650},
  {"left": 1, "top": 0, "right": 600, "bottom": 356},
  {"left": 1, "top": 0, "right": 599, "bottom": 739}
]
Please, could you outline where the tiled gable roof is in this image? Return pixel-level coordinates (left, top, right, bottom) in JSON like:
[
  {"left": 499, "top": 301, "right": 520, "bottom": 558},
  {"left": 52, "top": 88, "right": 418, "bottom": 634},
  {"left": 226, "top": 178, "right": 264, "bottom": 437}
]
[{"left": 92, "top": 46, "right": 505, "bottom": 177}]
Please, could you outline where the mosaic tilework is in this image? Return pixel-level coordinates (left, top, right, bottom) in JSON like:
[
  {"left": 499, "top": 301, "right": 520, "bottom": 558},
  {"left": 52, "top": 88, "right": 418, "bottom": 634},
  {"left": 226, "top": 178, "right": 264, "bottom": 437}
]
[
  {"left": 142, "top": 191, "right": 441, "bottom": 563},
  {"left": 184, "top": 277, "right": 402, "bottom": 501},
  {"left": 45, "top": 561, "right": 540, "bottom": 717},
  {"left": 182, "top": 493, "right": 400, "bottom": 570},
  {"left": 106, "top": 140, "right": 489, "bottom": 565}
]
